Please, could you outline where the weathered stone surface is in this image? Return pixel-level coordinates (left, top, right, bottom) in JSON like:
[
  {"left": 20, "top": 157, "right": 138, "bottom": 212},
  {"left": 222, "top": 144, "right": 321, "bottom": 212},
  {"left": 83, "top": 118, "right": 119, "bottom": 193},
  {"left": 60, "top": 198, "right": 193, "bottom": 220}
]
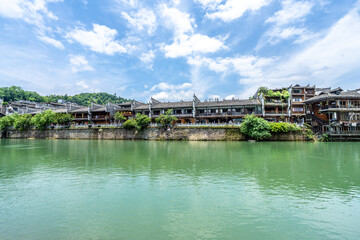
[{"left": 2, "top": 127, "right": 306, "bottom": 141}]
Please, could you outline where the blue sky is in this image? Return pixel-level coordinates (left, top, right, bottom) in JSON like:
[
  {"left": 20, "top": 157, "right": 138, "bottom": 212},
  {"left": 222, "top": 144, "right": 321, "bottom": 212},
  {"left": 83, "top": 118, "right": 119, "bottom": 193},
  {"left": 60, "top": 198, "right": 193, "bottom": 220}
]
[{"left": 0, "top": 0, "right": 360, "bottom": 102}]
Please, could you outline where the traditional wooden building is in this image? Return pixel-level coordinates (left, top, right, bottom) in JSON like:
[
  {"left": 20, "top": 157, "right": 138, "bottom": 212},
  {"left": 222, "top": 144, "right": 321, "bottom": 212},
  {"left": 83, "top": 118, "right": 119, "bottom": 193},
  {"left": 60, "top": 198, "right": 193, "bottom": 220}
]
[
  {"left": 304, "top": 88, "right": 360, "bottom": 132},
  {"left": 289, "top": 84, "right": 316, "bottom": 124},
  {"left": 115, "top": 101, "right": 143, "bottom": 118},
  {"left": 70, "top": 106, "right": 90, "bottom": 125},
  {"left": 133, "top": 95, "right": 262, "bottom": 123},
  {"left": 253, "top": 84, "right": 316, "bottom": 123},
  {"left": 254, "top": 87, "right": 290, "bottom": 122}
]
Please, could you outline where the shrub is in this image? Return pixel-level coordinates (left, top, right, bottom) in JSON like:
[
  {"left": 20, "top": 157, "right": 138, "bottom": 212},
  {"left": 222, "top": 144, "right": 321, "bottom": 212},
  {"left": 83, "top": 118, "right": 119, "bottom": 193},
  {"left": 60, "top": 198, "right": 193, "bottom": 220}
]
[
  {"left": 31, "top": 110, "right": 56, "bottom": 129},
  {"left": 319, "top": 133, "right": 330, "bottom": 142},
  {"left": 55, "top": 113, "right": 73, "bottom": 125},
  {"left": 269, "top": 122, "right": 301, "bottom": 133},
  {"left": 114, "top": 112, "right": 126, "bottom": 124},
  {"left": 240, "top": 114, "right": 271, "bottom": 140},
  {"left": 13, "top": 114, "right": 33, "bottom": 130},
  {"left": 155, "top": 109, "right": 178, "bottom": 129},
  {"left": 123, "top": 119, "right": 136, "bottom": 129},
  {"left": 134, "top": 113, "right": 151, "bottom": 131},
  {"left": 0, "top": 115, "right": 15, "bottom": 130}
]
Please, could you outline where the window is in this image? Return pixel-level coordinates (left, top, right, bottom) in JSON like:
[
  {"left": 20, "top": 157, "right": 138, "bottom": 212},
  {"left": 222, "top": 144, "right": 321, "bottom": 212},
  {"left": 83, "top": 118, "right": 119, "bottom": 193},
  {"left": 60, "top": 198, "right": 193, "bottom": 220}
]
[
  {"left": 340, "top": 113, "right": 349, "bottom": 121},
  {"left": 293, "top": 108, "right": 304, "bottom": 112},
  {"left": 292, "top": 89, "right": 301, "bottom": 94},
  {"left": 293, "top": 98, "right": 303, "bottom": 102}
]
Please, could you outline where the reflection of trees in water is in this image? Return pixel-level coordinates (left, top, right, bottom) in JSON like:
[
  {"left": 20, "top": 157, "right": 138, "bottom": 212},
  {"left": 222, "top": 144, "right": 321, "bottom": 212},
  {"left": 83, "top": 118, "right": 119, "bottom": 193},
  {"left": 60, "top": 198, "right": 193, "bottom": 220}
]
[{"left": 1, "top": 140, "right": 359, "bottom": 196}]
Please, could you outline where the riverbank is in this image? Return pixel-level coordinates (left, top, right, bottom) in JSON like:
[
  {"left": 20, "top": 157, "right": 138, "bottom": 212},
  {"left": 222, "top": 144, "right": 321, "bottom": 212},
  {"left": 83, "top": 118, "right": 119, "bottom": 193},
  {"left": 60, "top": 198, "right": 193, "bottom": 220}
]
[{"left": 1, "top": 127, "right": 307, "bottom": 141}]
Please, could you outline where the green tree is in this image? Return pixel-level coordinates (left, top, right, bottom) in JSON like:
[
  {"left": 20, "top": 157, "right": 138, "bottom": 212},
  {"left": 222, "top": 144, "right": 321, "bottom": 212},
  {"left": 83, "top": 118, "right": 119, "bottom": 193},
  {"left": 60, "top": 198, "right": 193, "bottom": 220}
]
[
  {"left": 155, "top": 109, "right": 178, "bottom": 129},
  {"left": 0, "top": 86, "right": 131, "bottom": 105},
  {"left": 55, "top": 113, "right": 73, "bottom": 125},
  {"left": 134, "top": 113, "right": 151, "bottom": 131},
  {"left": 0, "top": 115, "right": 15, "bottom": 131},
  {"left": 31, "top": 110, "right": 56, "bottom": 129},
  {"left": 114, "top": 112, "right": 126, "bottom": 124},
  {"left": 240, "top": 114, "right": 271, "bottom": 140},
  {"left": 13, "top": 114, "right": 33, "bottom": 131},
  {"left": 122, "top": 118, "right": 136, "bottom": 129}
]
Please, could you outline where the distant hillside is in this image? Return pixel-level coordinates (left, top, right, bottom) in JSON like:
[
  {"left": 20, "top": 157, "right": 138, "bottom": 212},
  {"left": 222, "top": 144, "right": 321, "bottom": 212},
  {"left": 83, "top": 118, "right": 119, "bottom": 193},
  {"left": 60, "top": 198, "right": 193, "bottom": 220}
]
[{"left": 0, "top": 86, "right": 131, "bottom": 106}]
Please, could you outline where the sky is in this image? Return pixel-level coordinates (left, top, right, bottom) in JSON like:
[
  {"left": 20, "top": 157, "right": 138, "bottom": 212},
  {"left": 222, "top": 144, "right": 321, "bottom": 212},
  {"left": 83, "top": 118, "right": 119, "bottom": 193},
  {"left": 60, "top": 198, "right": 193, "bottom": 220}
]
[{"left": 0, "top": 0, "right": 360, "bottom": 102}]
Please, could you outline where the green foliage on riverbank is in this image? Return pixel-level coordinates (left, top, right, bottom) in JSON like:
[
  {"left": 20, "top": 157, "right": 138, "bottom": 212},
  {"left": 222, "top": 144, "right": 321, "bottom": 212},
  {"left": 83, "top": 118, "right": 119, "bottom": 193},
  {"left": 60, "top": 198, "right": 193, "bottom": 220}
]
[
  {"left": 122, "top": 113, "right": 151, "bottom": 131},
  {"left": 0, "top": 86, "right": 130, "bottom": 105},
  {"left": 269, "top": 122, "right": 301, "bottom": 133},
  {"left": 123, "top": 119, "right": 136, "bottom": 129},
  {"left": 0, "top": 110, "right": 74, "bottom": 131},
  {"left": 114, "top": 112, "right": 126, "bottom": 123},
  {"left": 240, "top": 115, "right": 311, "bottom": 141},
  {"left": 13, "top": 114, "right": 33, "bottom": 131},
  {"left": 0, "top": 115, "right": 15, "bottom": 130},
  {"left": 135, "top": 113, "right": 151, "bottom": 131},
  {"left": 240, "top": 115, "right": 272, "bottom": 140},
  {"left": 155, "top": 109, "right": 178, "bottom": 129}
]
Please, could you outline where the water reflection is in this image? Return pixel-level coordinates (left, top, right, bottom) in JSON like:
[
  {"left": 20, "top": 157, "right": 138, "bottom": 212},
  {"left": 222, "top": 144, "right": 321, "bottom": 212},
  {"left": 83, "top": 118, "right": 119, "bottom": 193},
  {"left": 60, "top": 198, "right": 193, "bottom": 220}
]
[{"left": 0, "top": 140, "right": 359, "bottom": 239}]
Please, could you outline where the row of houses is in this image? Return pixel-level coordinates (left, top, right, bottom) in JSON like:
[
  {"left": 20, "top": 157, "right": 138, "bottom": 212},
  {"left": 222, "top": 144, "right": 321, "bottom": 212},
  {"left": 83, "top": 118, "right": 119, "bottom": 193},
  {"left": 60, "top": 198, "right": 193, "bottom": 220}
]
[{"left": 1, "top": 84, "right": 360, "bottom": 131}]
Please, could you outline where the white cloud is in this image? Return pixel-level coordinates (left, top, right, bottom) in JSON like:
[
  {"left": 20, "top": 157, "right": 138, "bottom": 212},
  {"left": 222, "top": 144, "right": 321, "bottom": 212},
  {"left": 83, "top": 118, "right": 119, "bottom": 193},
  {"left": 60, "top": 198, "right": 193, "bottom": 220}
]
[
  {"left": 150, "top": 82, "right": 192, "bottom": 91},
  {"left": 264, "top": 27, "right": 318, "bottom": 45},
  {"left": 162, "top": 34, "right": 225, "bottom": 58},
  {"left": 114, "top": 0, "right": 138, "bottom": 8},
  {"left": 149, "top": 82, "right": 194, "bottom": 101},
  {"left": 195, "top": 0, "right": 222, "bottom": 11},
  {"left": 70, "top": 55, "right": 94, "bottom": 73},
  {"left": 76, "top": 80, "right": 90, "bottom": 90},
  {"left": 160, "top": 4, "right": 225, "bottom": 58},
  {"left": 66, "top": 24, "right": 126, "bottom": 55},
  {"left": 192, "top": 6, "right": 360, "bottom": 98},
  {"left": 225, "top": 94, "right": 236, "bottom": 100},
  {"left": 266, "top": 0, "right": 313, "bottom": 26},
  {"left": 139, "top": 50, "right": 155, "bottom": 69},
  {"left": 160, "top": 4, "right": 195, "bottom": 36},
  {"left": 196, "top": 0, "right": 271, "bottom": 22},
  {"left": 38, "top": 35, "right": 64, "bottom": 49},
  {"left": 260, "top": 0, "right": 315, "bottom": 47},
  {"left": 188, "top": 56, "right": 274, "bottom": 78},
  {"left": 121, "top": 8, "right": 157, "bottom": 35},
  {"left": 0, "top": 0, "right": 62, "bottom": 30},
  {"left": 140, "top": 50, "right": 155, "bottom": 63},
  {"left": 208, "top": 94, "right": 220, "bottom": 100}
]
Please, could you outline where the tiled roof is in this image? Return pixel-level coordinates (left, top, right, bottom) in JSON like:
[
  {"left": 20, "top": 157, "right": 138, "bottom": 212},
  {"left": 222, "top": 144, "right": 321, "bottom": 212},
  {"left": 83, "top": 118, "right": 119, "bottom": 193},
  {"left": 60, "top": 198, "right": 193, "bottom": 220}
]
[
  {"left": 52, "top": 109, "right": 67, "bottom": 113},
  {"left": 91, "top": 106, "right": 106, "bottom": 112},
  {"left": 133, "top": 104, "right": 150, "bottom": 110},
  {"left": 69, "top": 107, "right": 89, "bottom": 113},
  {"left": 197, "top": 99, "right": 261, "bottom": 107},
  {"left": 134, "top": 99, "right": 261, "bottom": 110},
  {"left": 304, "top": 91, "right": 360, "bottom": 103},
  {"left": 152, "top": 101, "right": 193, "bottom": 109}
]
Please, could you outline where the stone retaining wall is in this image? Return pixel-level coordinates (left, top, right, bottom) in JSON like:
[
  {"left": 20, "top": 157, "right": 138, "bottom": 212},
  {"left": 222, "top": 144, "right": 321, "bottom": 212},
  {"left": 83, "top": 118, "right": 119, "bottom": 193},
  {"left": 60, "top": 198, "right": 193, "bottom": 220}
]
[{"left": 1, "top": 127, "right": 307, "bottom": 141}]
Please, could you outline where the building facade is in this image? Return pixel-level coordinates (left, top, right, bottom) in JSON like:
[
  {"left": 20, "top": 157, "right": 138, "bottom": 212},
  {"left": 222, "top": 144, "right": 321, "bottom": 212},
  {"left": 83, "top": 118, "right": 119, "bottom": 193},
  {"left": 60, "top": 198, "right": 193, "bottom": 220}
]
[
  {"left": 304, "top": 88, "right": 360, "bottom": 132},
  {"left": 3, "top": 84, "right": 360, "bottom": 131}
]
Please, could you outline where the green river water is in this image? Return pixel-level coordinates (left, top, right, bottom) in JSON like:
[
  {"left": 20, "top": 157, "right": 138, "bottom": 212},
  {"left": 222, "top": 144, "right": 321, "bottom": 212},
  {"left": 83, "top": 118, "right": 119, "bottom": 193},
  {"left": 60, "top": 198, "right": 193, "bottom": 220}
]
[{"left": 0, "top": 139, "right": 359, "bottom": 240}]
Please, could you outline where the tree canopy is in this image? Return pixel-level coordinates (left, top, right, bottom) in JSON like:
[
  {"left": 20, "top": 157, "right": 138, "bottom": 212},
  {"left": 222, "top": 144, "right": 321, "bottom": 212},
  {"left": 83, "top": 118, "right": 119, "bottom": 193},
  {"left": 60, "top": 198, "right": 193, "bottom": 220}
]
[
  {"left": 0, "top": 86, "right": 130, "bottom": 106},
  {"left": 155, "top": 109, "right": 178, "bottom": 128}
]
